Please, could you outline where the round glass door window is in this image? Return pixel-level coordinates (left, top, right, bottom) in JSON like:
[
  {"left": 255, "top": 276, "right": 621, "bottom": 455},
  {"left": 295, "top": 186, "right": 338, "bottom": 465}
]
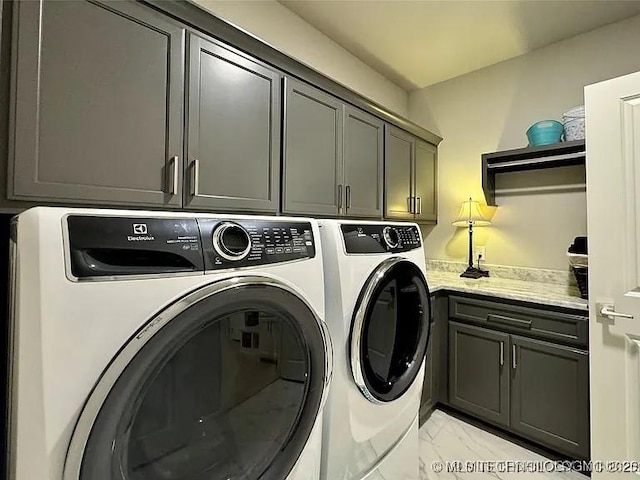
[
  {"left": 351, "top": 259, "right": 431, "bottom": 403},
  {"left": 67, "top": 279, "right": 328, "bottom": 480}
]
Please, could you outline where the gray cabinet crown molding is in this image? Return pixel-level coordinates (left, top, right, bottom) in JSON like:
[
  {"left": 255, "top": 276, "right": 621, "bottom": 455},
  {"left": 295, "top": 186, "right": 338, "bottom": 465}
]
[{"left": 141, "top": 0, "right": 442, "bottom": 146}]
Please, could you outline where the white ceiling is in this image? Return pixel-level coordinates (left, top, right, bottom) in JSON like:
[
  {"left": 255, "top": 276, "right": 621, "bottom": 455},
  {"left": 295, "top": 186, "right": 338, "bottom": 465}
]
[{"left": 278, "top": 0, "right": 640, "bottom": 90}]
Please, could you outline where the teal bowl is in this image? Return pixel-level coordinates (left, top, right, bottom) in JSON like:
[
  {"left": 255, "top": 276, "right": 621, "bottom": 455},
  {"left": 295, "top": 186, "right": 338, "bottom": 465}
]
[{"left": 526, "top": 120, "right": 564, "bottom": 146}]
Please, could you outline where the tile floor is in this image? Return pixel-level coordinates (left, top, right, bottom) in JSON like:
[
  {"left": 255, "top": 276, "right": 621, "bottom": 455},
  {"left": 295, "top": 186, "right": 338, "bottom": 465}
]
[{"left": 419, "top": 409, "right": 589, "bottom": 479}]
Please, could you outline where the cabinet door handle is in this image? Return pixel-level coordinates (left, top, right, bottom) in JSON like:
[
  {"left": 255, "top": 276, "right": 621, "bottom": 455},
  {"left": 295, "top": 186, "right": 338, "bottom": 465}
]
[
  {"left": 346, "top": 185, "right": 351, "bottom": 209},
  {"left": 416, "top": 196, "right": 422, "bottom": 215},
  {"left": 407, "top": 197, "right": 414, "bottom": 214},
  {"left": 500, "top": 341, "right": 504, "bottom": 366},
  {"left": 337, "top": 184, "right": 343, "bottom": 210},
  {"left": 512, "top": 344, "right": 517, "bottom": 369},
  {"left": 167, "top": 156, "right": 179, "bottom": 195},
  {"left": 191, "top": 158, "right": 200, "bottom": 197}
]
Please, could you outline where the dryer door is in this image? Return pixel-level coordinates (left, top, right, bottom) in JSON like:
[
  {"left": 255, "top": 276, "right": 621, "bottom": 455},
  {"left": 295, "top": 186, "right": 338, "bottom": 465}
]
[
  {"left": 64, "top": 276, "right": 331, "bottom": 480},
  {"left": 350, "top": 258, "right": 430, "bottom": 403}
]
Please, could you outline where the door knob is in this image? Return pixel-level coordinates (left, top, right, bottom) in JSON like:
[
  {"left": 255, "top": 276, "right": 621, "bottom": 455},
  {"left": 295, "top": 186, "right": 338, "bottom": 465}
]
[{"left": 598, "top": 303, "right": 634, "bottom": 319}]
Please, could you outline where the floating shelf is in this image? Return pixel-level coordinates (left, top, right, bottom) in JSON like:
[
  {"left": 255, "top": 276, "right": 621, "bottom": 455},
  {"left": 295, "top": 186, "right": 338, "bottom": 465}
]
[{"left": 482, "top": 140, "right": 585, "bottom": 206}]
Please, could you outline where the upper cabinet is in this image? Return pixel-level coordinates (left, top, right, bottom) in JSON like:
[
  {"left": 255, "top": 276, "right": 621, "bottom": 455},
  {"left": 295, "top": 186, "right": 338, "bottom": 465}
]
[
  {"left": 343, "top": 106, "right": 384, "bottom": 218},
  {"left": 185, "top": 34, "right": 281, "bottom": 213},
  {"left": 385, "top": 126, "right": 414, "bottom": 220},
  {"left": 384, "top": 126, "right": 438, "bottom": 222},
  {"left": 9, "top": 0, "right": 185, "bottom": 207},
  {"left": 5, "top": 0, "right": 439, "bottom": 216},
  {"left": 282, "top": 78, "right": 385, "bottom": 218},
  {"left": 414, "top": 140, "right": 438, "bottom": 222},
  {"left": 282, "top": 78, "right": 343, "bottom": 216}
]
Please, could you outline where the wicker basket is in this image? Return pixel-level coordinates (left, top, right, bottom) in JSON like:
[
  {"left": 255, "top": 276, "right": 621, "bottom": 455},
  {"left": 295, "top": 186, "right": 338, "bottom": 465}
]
[{"left": 572, "top": 266, "right": 588, "bottom": 299}]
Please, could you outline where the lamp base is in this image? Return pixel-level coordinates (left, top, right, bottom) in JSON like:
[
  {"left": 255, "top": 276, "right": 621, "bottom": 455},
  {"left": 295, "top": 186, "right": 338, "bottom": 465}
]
[{"left": 460, "top": 266, "right": 490, "bottom": 279}]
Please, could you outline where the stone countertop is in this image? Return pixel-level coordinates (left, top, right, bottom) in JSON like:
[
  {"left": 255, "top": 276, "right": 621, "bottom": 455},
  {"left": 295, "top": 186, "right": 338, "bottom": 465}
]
[{"left": 426, "top": 270, "right": 588, "bottom": 312}]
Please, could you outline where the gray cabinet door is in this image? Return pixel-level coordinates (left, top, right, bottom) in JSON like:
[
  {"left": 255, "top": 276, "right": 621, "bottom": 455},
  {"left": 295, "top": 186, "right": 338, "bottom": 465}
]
[
  {"left": 185, "top": 34, "right": 280, "bottom": 213},
  {"left": 420, "top": 328, "right": 435, "bottom": 418},
  {"left": 449, "top": 321, "right": 510, "bottom": 428},
  {"left": 343, "top": 106, "right": 383, "bottom": 218},
  {"left": 384, "top": 125, "right": 414, "bottom": 220},
  {"left": 510, "top": 335, "right": 590, "bottom": 459},
  {"left": 283, "top": 78, "right": 343, "bottom": 216},
  {"left": 10, "top": 0, "right": 184, "bottom": 207},
  {"left": 414, "top": 140, "right": 438, "bottom": 223}
]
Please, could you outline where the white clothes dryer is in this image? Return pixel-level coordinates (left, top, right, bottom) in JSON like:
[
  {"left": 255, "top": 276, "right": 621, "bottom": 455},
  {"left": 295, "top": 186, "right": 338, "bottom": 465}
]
[
  {"left": 7, "top": 207, "right": 332, "bottom": 480},
  {"left": 318, "top": 220, "right": 430, "bottom": 480}
]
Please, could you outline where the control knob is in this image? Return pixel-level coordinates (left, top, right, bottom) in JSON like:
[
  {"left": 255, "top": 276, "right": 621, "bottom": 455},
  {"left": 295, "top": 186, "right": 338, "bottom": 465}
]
[
  {"left": 212, "top": 222, "right": 252, "bottom": 261},
  {"left": 382, "top": 226, "right": 400, "bottom": 249}
]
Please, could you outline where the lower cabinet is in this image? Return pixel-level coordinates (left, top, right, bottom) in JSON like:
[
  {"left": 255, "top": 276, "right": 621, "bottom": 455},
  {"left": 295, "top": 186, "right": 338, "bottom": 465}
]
[
  {"left": 510, "top": 335, "right": 590, "bottom": 459},
  {"left": 420, "top": 295, "right": 446, "bottom": 424},
  {"left": 448, "top": 322, "right": 510, "bottom": 427},
  {"left": 446, "top": 320, "right": 589, "bottom": 459}
]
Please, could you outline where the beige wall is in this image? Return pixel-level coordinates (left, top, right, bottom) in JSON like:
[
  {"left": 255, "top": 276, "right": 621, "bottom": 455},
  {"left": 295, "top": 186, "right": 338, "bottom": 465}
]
[
  {"left": 410, "top": 14, "right": 640, "bottom": 270},
  {"left": 191, "top": 0, "right": 409, "bottom": 116}
]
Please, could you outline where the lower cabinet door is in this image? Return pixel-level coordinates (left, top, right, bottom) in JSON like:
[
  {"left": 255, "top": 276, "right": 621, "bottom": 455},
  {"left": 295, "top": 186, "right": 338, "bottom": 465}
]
[
  {"left": 510, "top": 335, "right": 590, "bottom": 459},
  {"left": 449, "top": 322, "right": 510, "bottom": 427},
  {"left": 420, "top": 328, "right": 435, "bottom": 422}
]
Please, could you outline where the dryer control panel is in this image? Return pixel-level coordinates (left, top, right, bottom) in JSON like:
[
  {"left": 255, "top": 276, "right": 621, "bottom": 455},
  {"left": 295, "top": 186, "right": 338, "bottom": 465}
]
[
  {"left": 198, "top": 219, "right": 316, "bottom": 270},
  {"left": 341, "top": 224, "right": 422, "bottom": 254}
]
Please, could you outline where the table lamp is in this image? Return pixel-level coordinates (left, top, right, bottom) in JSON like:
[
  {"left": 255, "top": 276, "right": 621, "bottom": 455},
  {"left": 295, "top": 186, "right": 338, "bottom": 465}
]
[{"left": 452, "top": 197, "right": 491, "bottom": 279}]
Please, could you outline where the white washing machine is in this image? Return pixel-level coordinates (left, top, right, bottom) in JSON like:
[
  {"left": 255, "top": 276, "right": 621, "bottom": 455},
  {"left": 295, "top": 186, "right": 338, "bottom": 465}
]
[
  {"left": 7, "top": 207, "right": 333, "bottom": 480},
  {"left": 318, "top": 220, "right": 430, "bottom": 480}
]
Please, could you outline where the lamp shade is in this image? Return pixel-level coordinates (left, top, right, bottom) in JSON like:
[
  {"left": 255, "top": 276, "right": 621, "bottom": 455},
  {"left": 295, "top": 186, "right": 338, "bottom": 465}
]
[{"left": 452, "top": 197, "right": 491, "bottom": 227}]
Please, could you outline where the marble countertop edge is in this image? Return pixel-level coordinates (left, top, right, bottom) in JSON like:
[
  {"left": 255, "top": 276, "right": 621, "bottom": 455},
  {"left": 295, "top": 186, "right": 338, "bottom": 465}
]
[{"left": 426, "top": 271, "right": 589, "bottom": 312}]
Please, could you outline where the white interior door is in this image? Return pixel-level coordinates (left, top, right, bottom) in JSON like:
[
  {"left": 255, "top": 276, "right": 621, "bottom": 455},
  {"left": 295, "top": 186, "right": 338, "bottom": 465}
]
[{"left": 586, "top": 70, "right": 640, "bottom": 478}]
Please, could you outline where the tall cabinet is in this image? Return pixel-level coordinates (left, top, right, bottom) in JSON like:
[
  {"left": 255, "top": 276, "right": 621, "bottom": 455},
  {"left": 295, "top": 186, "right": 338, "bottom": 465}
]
[
  {"left": 384, "top": 125, "right": 437, "bottom": 222},
  {"left": 9, "top": 0, "right": 185, "bottom": 206}
]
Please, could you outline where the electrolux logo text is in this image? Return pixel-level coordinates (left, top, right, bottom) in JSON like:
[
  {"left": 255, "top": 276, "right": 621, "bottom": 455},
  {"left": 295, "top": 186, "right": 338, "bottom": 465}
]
[{"left": 128, "top": 223, "right": 155, "bottom": 241}]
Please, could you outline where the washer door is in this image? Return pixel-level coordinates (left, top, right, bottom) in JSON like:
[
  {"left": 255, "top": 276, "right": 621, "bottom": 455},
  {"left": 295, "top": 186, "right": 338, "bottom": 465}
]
[
  {"left": 64, "top": 276, "right": 331, "bottom": 480},
  {"left": 350, "top": 258, "right": 430, "bottom": 403}
]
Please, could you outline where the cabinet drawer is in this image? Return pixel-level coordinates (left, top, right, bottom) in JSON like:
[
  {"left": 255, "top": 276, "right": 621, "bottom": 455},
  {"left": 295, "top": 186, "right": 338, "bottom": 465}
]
[{"left": 449, "top": 295, "right": 588, "bottom": 347}]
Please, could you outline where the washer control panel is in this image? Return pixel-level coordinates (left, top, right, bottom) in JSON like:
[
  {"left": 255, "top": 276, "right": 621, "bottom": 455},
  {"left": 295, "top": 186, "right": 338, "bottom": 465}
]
[
  {"left": 341, "top": 224, "right": 421, "bottom": 254},
  {"left": 66, "top": 215, "right": 316, "bottom": 279},
  {"left": 199, "top": 219, "right": 316, "bottom": 270}
]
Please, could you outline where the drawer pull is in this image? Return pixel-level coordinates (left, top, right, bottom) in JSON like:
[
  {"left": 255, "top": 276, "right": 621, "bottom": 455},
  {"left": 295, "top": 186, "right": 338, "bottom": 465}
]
[{"left": 487, "top": 314, "right": 532, "bottom": 329}]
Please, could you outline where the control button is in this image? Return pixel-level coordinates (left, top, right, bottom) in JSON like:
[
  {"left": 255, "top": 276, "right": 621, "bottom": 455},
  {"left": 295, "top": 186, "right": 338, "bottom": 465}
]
[
  {"left": 382, "top": 226, "right": 400, "bottom": 249},
  {"left": 212, "top": 222, "right": 252, "bottom": 262},
  {"left": 305, "top": 241, "right": 312, "bottom": 246},
  {"left": 266, "top": 248, "right": 275, "bottom": 254},
  {"left": 293, "top": 247, "right": 302, "bottom": 253},
  {"left": 275, "top": 247, "right": 284, "bottom": 254},
  {"left": 284, "top": 247, "right": 292, "bottom": 253}
]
